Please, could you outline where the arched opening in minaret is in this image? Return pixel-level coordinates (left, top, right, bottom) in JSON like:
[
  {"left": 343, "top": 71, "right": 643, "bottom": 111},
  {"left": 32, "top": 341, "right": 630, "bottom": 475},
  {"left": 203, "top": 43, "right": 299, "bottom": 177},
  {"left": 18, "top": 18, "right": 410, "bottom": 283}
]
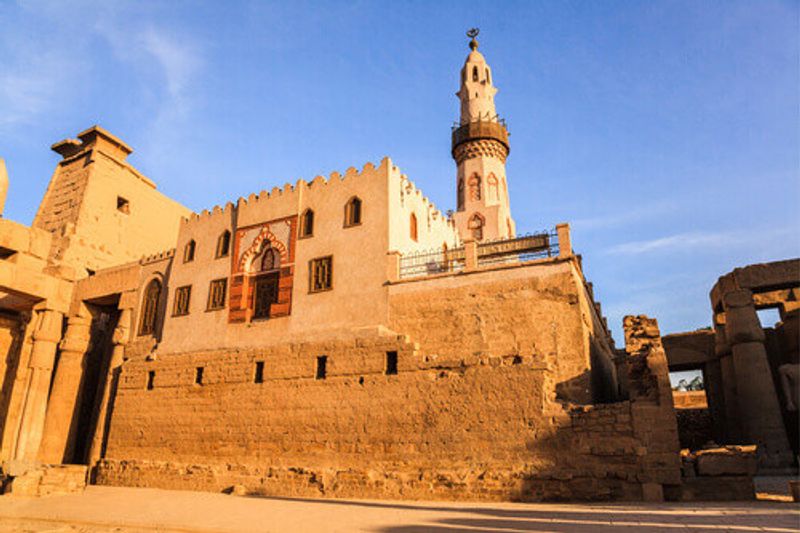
[
  {"left": 487, "top": 174, "right": 499, "bottom": 202},
  {"left": 486, "top": 68, "right": 490, "bottom": 84},
  {"left": 409, "top": 213, "right": 418, "bottom": 242},
  {"left": 472, "top": 66, "right": 478, "bottom": 81},
  {"left": 457, "top": 178, "right": 465, "bottom": 211},
  {"left": 468, "top": 213, "right": 485, "bottom": 241},
  {"left": 468, "top": 174, "right": 482, "bottom": 201}
]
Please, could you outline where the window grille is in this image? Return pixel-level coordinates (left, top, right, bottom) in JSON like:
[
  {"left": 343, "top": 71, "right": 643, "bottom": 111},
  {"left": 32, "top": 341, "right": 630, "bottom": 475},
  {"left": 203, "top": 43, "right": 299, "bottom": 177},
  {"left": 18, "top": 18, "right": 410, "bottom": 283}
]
[
  {"left": 173, "top": 285, "right": 192, "bottom": 316},
  {"left": 207, "top": 278, "right": 227, "bottom": 310},
  {"left": 309, "top": 256, "right": 333, "bottom": 293}
]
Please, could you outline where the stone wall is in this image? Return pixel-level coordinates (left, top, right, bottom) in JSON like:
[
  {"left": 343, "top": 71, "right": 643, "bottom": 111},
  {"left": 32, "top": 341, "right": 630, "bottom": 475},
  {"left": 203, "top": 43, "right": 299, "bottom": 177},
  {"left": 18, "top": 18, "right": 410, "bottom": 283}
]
[{"left": 93, "top": 310, "right": 680, "bottom": 502}]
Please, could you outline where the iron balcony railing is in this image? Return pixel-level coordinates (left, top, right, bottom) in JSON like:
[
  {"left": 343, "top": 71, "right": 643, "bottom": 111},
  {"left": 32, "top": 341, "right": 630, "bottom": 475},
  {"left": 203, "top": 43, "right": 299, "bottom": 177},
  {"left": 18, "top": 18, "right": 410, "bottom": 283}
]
[
  {"left": 476, "top": 230, "right": 558, "bottom": 267},
  {"left": 398, "top": 228, "right": 559, "bottom": 279},
  {"left": 399, "top": 247, "right": 466, "bottom": 279}
]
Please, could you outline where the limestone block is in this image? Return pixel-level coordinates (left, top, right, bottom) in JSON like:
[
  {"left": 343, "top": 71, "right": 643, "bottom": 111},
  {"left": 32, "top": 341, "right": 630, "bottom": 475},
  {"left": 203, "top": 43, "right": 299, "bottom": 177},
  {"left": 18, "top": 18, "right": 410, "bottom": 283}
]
[{"left": 694, "top": 445, "right": 757, "bottom": 477}]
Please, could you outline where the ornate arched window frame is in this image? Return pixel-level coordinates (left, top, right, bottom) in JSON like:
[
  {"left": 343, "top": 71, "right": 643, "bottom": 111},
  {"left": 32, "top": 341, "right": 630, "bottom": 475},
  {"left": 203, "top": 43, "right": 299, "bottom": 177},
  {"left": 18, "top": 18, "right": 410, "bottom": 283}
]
[{"left": 138, "top": 275, "right": 164, "bottom": 336}]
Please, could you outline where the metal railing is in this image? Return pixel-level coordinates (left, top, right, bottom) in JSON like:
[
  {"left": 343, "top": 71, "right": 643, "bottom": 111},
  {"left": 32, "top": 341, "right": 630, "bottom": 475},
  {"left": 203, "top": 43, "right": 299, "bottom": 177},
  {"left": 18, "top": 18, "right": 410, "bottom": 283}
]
[
  {"left": 398, "top": 228, "right": 559, "bottom": 279},
  {"left": 477, "top": 230, "right": 558, "bottom": 267},
  {"left": 399, "top": 247, "right": 466, "bottom": 279}
]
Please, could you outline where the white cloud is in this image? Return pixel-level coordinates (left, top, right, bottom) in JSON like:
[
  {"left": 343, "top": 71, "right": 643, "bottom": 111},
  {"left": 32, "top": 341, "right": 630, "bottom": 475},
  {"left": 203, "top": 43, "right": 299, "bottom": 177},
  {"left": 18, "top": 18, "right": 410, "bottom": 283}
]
[
  {"left": 606, "top": 226, "right": 798, "bottom": 256},
  {"left": 141, "top": 27, "right": 202, "bottom": 105},
  {"left": 608, "top": 231, "right": 736, "bottom": 255},
  {"left": 571, "top": 201, "right": 677, "bottom": 232}
]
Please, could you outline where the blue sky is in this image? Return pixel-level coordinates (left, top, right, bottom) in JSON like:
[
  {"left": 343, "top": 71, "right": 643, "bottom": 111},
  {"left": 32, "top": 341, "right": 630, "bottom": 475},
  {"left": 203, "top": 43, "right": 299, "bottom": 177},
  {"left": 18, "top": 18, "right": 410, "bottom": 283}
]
[{"left": 1, "top": 0, "right": 798, "bottom": 341}]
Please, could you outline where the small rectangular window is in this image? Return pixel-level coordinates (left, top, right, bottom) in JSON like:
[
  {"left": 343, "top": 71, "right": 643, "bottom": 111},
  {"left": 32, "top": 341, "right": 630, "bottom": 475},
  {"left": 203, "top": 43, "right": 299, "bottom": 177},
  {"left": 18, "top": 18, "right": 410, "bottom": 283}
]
[
  {"left": 254, "top": 361, "right": 264, "bottom": 384},
  {"left": 195, "top": 366, "right": 204, "bottom": 385},
  {"left": 173, "top": 285, "right": 192, "bottom": 316},
  {"left": 386, "top": 351, "right": 398, "bottom": 375},
  {"left": 117, "top": 196, "right": 130, "bottom": 214},
  {"left": 316, "top": 355, "right": 327, "bottom": 380},
  {"left": 207, "top": 278, "right": 227, "bottom": 310},
  {"left": 309, "top": 256, "right": 333, "bottom": 293},
  {"left": 146, "top": 370, "right": 155, "bottom": 390}
]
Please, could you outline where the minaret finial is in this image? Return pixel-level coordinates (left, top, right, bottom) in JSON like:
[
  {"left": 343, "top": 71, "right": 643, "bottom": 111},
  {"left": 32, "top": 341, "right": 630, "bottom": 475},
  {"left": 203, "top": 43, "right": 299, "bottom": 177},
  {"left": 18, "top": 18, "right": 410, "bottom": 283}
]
[{"left": 467, "top": 28, "right": 479, "bottom": 50}]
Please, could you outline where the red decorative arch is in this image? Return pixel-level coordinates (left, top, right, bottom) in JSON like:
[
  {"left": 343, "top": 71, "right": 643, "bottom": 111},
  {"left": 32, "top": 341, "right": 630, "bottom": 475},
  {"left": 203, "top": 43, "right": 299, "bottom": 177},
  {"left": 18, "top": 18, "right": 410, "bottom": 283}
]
[{"left": 238, "top": 227, "right": 289, "bottom": 273}]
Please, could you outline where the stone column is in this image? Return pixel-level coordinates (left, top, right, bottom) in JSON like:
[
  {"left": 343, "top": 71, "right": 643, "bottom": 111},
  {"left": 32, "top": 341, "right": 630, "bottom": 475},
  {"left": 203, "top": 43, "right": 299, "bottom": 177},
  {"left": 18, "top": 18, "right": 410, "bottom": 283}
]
[
  {"left": 86, "top": 307, "right": 131, "bottom": 467},
  {"left": 464, "top": 239, "right": 477, "bottom": 271},
  {"left": 723, "top": 289, "right": 792, "bottom": 468},
  {"left": 556, "top": 223, "right": 571, "bottom": 258},
  {"left": 702, "top": 357, "right": 726, "bottom": 445},
  {"left": 13, "top": 308, "right": 63, "bottom": 462},
  {"left": 37, "top": 312, "right": 92, "bottom": 464},
  {"left": 386, "top": 251, "right": 401, "bottom": 282},
  {"left": 714, "top": 322, "right": 740, "bottom": 443}
]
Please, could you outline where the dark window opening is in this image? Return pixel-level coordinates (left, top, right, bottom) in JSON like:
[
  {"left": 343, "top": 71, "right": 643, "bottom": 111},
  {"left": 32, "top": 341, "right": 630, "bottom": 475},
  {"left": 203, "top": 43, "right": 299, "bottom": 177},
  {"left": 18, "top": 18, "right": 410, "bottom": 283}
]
[
  {"left": 316, "top": 355, "right": 327, "bottom": 380},
  {"left": 254, "top": 361, "right": 264, "bottom": 384},
  {"left": 300, "top": 209, "right": 314, "bottom": 238},
  {"left": 410, "top": 213, "right": 418, "bottom": 242},
  {"left": 309, "top": 256, "right": 333, "bottom": 293},
  {"left": 195, "top": 366, "right": 204, "bottom": 385},
  {"left": 173, "top": 285, "right": 192, "bottom": 316},
  {"left": 253, "top": 274, "right": 279, "bottom": 319},
  {"left": 472, "top": 66, "right": 478, "bottom": 81},
  {"left": 139, "top": 278, "right": 162, "bottom": 335},
  {"left": 146, "top": 370, "right": 155, "bottom": 390},
  {"left": 344, "top": 197, "right": 362, "bottom": 227},
  {"left": 207, "top": 278, "right": 227, "bottom": 310},
  {"left": 216, "top": 230, "right": 231, "bottom": 258},
  {"left": 183, "top": 240, "right": 196, "bottom": 263},
  {"left": 386, "top": 351, "right": 398, "bottom": 375},
  {"left": 117, "top": 196, "right": 130, "bottom": 214}
]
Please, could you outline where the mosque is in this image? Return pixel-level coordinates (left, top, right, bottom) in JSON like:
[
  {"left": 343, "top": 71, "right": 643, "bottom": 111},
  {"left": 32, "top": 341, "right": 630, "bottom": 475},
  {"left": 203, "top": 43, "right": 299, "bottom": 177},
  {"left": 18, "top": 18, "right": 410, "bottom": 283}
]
[{"left": 0, "top": 32, "right": 717, "bottom": 501}]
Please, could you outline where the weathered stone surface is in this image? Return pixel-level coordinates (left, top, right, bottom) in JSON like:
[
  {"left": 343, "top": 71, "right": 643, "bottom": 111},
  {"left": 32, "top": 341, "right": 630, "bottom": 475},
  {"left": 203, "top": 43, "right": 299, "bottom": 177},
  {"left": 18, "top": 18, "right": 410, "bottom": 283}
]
[{"left": 695, "top": 445, "right": 758, "bottom": 477}]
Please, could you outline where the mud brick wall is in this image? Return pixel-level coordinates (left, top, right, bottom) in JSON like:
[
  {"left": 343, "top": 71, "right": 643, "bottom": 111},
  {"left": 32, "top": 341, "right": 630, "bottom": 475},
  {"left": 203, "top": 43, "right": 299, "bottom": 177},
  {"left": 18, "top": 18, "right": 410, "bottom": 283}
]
[
  {"left": 95, "top": 316, "right": 680, "bottom": 501},
  {"left": 388, "top": 261, "right": 613, "bottom": 405}
]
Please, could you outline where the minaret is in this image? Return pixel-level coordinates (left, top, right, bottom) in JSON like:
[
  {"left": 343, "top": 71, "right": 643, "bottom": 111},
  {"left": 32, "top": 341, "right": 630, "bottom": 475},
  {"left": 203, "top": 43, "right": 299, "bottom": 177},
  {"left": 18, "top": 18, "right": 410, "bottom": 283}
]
[{"left": 452, "top": 29, "right": 515, "bottom": 241}]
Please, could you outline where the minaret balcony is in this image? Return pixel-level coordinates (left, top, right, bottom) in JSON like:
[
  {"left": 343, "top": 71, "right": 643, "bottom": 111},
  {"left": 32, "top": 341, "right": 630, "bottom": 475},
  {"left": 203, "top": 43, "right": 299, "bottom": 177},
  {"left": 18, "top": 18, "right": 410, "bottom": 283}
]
[{"left": 451, "top": 118, "right": 509, "bottom": 156}]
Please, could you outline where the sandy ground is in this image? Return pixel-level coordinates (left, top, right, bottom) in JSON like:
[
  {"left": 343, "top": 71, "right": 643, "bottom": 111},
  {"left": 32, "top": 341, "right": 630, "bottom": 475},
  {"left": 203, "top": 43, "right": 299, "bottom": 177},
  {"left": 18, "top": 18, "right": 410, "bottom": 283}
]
[{"left": 0, "top": 484, "right": 798, "bottom": 533}]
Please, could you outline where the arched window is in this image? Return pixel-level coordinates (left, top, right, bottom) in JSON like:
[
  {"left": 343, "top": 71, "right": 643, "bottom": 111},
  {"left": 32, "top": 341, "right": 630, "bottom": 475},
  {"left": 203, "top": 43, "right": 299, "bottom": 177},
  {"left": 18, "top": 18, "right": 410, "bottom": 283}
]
[
  {"left": 344, "top": 196, "right": 362, "bottom": 227},
  {"left": 487, "top": 174, "right": 499, "bottom": 201},
  {"left": 472, "top": 66, "right": 478, "bottom": 81},
  {"left": 260, "top": 247, "right": 280, "bottom": 272},
  {"left": 468, "top": 213, "right": 485, "bottom": 241},
  {"left": 410, "top": 213, "right": 418, "bottom": 242},
  {"left": 485, "top": 68, "right": 490, "bottom": 84},
  {"left": 468, "top": 174, "right": 482, "bottom": 201},
  {"left": 215, "top": 231, "right": 231, "bottom": 258},
  {"left": 139, "top": 278, "right": 162, "bottom": 336},
  {"left": 183, "top": 240, "right": 196, "bottom": 263},
  {"left": 457, "top": 178, "right": 465, "bottom": 211},
  {"left": 300, "top": 209, "right": 314, "bottom": 238}
]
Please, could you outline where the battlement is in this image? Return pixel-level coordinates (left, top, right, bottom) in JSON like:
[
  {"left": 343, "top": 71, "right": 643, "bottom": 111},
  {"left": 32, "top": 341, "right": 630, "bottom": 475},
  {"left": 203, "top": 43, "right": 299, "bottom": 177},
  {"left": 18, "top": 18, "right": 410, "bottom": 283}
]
[{"left": 140, "top": 248, "right": 176, "bottom": 266}]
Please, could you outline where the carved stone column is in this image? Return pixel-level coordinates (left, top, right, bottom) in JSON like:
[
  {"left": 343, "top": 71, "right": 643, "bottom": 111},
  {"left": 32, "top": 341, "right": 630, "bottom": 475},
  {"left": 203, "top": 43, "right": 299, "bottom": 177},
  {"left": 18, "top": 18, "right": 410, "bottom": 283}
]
[
  {"left": 723, "top": 289, "right": 792, "bottom": 468},
  {"left": 714, "top": 321, "right": 740, "bottom": 443},
  {"left": 13, "top": 308, "right": 63, "bottom": 462},
  {"left": 86, "top": 307, "right": 131, "bottom": 467},
  {"left": 37, "top": 312, "right": 92, "bottom": 464}
]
